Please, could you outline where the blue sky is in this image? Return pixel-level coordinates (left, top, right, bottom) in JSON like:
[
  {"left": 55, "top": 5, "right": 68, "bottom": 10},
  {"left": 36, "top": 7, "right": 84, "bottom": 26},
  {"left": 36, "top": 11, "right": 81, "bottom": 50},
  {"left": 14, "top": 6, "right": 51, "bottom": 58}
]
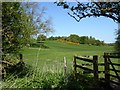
[{"left": 39, "top": 2, "right": 118, "bottom": 43}]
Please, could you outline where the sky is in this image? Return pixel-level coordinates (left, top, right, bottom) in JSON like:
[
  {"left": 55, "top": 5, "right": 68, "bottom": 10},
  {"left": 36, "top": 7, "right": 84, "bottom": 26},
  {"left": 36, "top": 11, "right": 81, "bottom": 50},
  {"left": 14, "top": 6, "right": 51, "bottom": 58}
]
[{"left": 39, "top": 2, "right": 118, "bottom": 43}]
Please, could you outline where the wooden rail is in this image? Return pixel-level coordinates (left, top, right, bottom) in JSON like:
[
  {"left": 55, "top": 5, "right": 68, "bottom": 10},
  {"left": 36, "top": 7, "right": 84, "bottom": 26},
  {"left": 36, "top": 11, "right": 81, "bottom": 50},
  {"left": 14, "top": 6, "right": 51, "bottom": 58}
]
[
  {"left": 75, "top": 56, "right": 93, "bottom": 63},
  {"left": 73, "top": 53, "right": 120, "bottom": 86},
  {"left": 73, "top": 55, "right": 98, "bottom": 81},
  {"left": 104, "top": 53, "right": 120, "bottom": 85}
]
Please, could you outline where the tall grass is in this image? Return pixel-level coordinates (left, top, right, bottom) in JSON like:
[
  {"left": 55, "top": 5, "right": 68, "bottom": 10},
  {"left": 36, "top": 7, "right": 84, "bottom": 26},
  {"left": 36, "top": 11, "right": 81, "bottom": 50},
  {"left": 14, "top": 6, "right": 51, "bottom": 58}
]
[
  {"left": 1, "top": 40, "right": 114, "bottom": 89},
  {"left": 2, "top": 46, "right": 69, "bottom": 89},
  {"left": 1, "top": 62, "right": 69, "bottom": 88},
  {"left": 1, "top": 64, "right": 94, "bottom": 89}
]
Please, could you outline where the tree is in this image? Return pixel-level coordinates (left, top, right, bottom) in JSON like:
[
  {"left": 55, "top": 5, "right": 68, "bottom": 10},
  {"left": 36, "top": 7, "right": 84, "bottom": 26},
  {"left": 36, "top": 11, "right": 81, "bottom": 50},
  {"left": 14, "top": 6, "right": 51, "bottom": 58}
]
[
  {"left": 22, "top": 2, "right": 54, "bottom": 37},
  {"left": 37, "top": 34, "right": 47, "bottom": 42},
  {"left": 79, "top": 36, "right": 88, "bottom": 44},
  {"left": 68, "top": 34, "right": 80, "bottom": 43},
  {"left": 55, "top": 1, "right": 120, "bottom": 23},
  {"left": 2, "top": 2, "right": 54, "bottom": 58},
  {"left": 2, "top": 2, "right": 32, "bottom": 54},
  {"left": 48, "top": 36, "right": 55, "bottom": 40},
  {"left": 115, "top": 29, "right": 120, "bottom": 53},
  {"left": 55, "top": 1, "right": 120, "bottom": 52}
]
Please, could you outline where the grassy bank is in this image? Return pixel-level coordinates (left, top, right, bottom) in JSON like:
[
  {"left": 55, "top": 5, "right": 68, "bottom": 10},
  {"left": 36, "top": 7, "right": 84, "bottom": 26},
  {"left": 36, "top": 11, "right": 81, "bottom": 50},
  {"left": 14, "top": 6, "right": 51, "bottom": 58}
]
[{"left": 1, "top": 40, "right": 114, "bottom": 89}]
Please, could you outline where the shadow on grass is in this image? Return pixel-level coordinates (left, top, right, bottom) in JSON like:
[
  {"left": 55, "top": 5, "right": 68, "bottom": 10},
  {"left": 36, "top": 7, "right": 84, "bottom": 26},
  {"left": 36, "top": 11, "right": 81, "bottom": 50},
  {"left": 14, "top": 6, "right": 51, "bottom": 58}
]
[
  {"left": 4, "top": 62, "right": 33, "bottom": 79},
  {"left": 56, "top": 73, "right": 100, "bottom": 90},
  {"left": 57, "top": 72, "right": 114, "bottom": 90}
]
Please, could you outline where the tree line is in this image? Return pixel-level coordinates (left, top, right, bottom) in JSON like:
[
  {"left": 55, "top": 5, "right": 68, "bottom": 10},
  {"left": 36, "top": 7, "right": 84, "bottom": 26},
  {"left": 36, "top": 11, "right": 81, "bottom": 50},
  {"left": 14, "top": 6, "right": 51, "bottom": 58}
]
[{"left": 47, "top": 34, "right": 106, "bottom": 46}]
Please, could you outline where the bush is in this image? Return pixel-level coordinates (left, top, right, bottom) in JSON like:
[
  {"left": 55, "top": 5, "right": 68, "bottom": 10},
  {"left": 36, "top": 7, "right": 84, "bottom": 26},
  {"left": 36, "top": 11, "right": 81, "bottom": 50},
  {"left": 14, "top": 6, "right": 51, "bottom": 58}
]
[
  {"left": 30, "top": 42, "right": 49, "bottom": 48},
  {"left": 4, "top": 62, "right": 33, "bottom": 79}
]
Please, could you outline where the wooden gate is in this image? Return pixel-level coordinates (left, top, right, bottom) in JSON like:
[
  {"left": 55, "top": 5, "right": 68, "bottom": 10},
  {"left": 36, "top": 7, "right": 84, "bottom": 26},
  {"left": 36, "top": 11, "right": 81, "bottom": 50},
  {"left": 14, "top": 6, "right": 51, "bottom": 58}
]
[
  {"left": 103, "top": 53, "right": 120, "bottom": 85},
  {"left": 73, "top": 53, "right": 120, "bottom": 86},
  {"left": 73, "top": 55, "right": 99, "bottom": 82}
]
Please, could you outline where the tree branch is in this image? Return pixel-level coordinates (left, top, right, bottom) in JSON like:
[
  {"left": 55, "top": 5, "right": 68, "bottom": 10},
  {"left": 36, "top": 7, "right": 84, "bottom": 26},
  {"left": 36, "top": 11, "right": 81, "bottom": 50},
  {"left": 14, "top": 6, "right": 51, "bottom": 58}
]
[{"left": 68, "top": 12, "right": 80, "bottom": 22}]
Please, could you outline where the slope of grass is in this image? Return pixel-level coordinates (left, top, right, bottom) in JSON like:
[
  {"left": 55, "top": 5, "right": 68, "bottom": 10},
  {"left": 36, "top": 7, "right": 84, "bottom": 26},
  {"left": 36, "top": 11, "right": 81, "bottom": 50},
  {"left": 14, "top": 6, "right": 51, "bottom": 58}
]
[
  {"left": 23, "top": 40, "right": 113, "bottom": 59},
  {"left": 2, "top": 40, "right": 114, "bottom": 88},
  {"left": 22, "top": 40, "right": 114, "bottom": 78},
  {"left": 21, "top": 40, "right": 113, "bottom": 67}
]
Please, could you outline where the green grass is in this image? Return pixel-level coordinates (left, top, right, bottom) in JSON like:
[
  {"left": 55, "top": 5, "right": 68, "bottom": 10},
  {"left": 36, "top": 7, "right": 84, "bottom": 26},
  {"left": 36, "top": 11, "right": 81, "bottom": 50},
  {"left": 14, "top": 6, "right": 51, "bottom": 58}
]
[
  {"left": 21, "top": 40, "right": 113, "bottom": 72},
  {"left": 21, "top": 40, "right": 115, "bottom": 78},
  {"left": 22, "top": 40, "right": 113, "bottom": 64},
  {"left": 2, "top": 40, "right": 115, "bottom": 88}
]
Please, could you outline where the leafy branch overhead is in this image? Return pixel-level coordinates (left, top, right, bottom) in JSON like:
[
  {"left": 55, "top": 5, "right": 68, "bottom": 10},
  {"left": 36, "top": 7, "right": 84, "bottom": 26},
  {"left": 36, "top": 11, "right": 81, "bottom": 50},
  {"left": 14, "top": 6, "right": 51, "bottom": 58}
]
[{"left": 55, "top": 1, "right": 120, "bottom": 23}]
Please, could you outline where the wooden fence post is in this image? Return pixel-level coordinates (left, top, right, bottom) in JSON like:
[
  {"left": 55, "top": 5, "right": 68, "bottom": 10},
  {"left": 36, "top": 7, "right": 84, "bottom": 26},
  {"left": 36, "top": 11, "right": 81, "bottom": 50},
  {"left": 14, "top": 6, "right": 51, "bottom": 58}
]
[
  {"left": 73, "top": 56, "right": 77, "bottom": 73},
  {"left": 104, "top": 53, "right": 110, "bottom": 85},
  {"left": 64, "top": 57, "right": 67, "bottom": 76},
  {"left": 19, "top": 53, "right": 23, "bottom": 62},
  {"left": 93, "top": 55, "right": 98, "bottom": 82}
]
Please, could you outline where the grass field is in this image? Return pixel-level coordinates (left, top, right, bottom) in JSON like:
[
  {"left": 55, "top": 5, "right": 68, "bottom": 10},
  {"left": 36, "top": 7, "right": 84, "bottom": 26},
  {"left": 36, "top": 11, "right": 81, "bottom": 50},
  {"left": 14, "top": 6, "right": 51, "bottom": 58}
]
[
  {"left": 22, "top": 40, "right": 116, "bottom": 78},
  {"left": 22, "top": 40, "right": 114, "bottom": 67},
  {"left": 22, "top": 40, "right": 114, "bottom": 64},
  {"left": 2, "top": 40, "right": 116, "bottom": 88}
]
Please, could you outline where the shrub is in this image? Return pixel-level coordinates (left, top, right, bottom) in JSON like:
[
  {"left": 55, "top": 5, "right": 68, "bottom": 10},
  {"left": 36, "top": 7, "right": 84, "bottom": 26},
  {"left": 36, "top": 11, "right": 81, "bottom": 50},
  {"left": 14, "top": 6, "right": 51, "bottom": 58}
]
[{"left": 30, "top": 42, "right": 49, "bottom": 48}]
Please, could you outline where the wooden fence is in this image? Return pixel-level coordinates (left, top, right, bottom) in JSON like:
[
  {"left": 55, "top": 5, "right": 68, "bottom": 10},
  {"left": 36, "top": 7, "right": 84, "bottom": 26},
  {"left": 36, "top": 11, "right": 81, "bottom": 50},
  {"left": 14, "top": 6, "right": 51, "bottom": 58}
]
[
  {"left": 73, "top": 55, "right": 99, "bottom": 81},
  {"left": 104, "top": 53, "right": 120, "bottom": 85},
  {"left": 73, "top": 53, "right": 120, "bottom": 85}
]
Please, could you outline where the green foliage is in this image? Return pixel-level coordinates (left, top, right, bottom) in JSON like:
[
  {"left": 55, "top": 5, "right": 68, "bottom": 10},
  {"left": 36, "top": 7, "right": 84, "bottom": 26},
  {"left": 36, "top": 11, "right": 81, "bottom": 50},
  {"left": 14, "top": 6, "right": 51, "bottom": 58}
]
[
  {"left": 37, "top": 34, "right": 47, "bottom": 42},
  {"left": 48, "top": 36, "right": 55, "bottom": 40},
  {"left": 55, "top": 2, "right": 120, "bottom": 23},
  {"left": 48, "top": 36, "right": 61, "bottom": 40},
  {"left": 2, "top": 2, "right": 36, "bottom": 55},
  {"left": 22, "top": 2, "right": 54, "bottom": 36},
  {"left": 48, "top": 34, "right": 106, "bottom": 46},
  {"left": 2, "top": 54, "right": 20, "bottom": 64},
  {"left": 2, "top": 2, "right": 22, "bottom": 54},
  {"left": 1, "top": 64, "right": 102, "bottom": 89},
  {"left": 68, "top": 34, "right": 80, "bottom": 43},
  {"left": 2, "top": 2, "right": 54, "bottom": 62},
  {"left": 30, "top": 42, "right": 49, "bottom": 48},
  {"left": 79, "top": 36, "right": 88, "bottom": 44},
  {"left": 5, "top": 62, "right": 33, "bottom": 78},
  {"left": 2, "top": 62, "right": 95, "bottom": 89},
  {"left": 115, "top": 29, "right": 120, "bottom": 54}
]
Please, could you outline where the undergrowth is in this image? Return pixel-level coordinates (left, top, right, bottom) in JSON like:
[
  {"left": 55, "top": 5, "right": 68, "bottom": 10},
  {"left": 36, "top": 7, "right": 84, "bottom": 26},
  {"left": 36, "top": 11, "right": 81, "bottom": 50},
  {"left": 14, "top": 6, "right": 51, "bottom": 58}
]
[
  {"left": 1, "top": 63, "right": 99, "bottom": 90},
  {"left": 1, "top": 42, "right": 106, "bottom": 89}
]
